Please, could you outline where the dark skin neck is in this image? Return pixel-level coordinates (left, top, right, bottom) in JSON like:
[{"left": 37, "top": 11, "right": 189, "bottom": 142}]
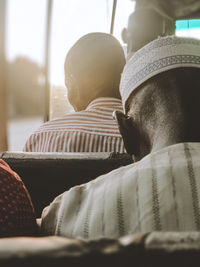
[
  {"left": 127, "top": 112, "right": 187, "bottom": 161},
  {"left": 146, "top": 114, "right": 195, "bottom": 154},
  {"left": 128, "top": 103, "right": 200, "bottom": 162},
  {"left": 126, "top": 68, "right": 200, "bottom": 161}
]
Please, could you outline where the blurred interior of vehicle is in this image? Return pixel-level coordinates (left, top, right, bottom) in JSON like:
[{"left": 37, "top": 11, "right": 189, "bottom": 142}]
[{"left": 0, "top": 0, "right": 200, "bottom": 266}]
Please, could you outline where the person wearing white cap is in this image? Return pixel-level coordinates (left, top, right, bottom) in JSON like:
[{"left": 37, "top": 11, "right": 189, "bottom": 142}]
[{"left": 41, "top": 36, "right": 200, "bottom": 239}]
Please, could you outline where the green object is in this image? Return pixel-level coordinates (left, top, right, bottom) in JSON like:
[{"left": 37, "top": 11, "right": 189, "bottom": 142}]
[{"left": 176, "top": 19, "right": 200, "bottom": 31}]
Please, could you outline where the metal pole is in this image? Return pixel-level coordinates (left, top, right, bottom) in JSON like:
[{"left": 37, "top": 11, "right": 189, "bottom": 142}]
[
  {"left": 110, "top": 0, "right": 117, "bottom": 34},
  {"left": 44, "top": 0, "right": 53, "bottom": 122},
  {"left": 0, "top": 0, "right": 8, "bottom": 151}
]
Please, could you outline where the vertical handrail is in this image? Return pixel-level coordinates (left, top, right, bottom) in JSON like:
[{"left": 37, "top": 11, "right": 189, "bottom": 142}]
[
  {"left": 44, "top": 0, "right": 53, "bottom": 122},
  {"left": 0, "top": 0, "right": 8, "bottom": 151},
  {"left": 110, "top": 0, "right": 117, "bottom": 34}
]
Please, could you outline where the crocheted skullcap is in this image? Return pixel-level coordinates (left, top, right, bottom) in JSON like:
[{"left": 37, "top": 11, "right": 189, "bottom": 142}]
[{"left": 120, "top": 35, "right": 200, "bottom": 110}]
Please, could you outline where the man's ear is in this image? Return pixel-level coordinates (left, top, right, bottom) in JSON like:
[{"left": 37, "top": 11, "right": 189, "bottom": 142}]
[
  {"left": 113, "top": 110, "right": 140, "bottom": 158},
  {"left": 121, "top": 28, "right": 128, "bottom": 43},
  {"left": 65, "top": 74, "right": 81, "bottom": 111}
]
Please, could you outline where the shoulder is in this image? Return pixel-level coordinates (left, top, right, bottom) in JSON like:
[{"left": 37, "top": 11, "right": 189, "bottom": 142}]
[{"left": 38, "top": 110, "right": 92, "bottom": 129}]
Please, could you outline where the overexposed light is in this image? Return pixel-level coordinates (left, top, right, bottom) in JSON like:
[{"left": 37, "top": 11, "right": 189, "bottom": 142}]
[
  {"left": 49, "top": 0, "right": 113, "bottom": 86},
  {"left": 176, "top": 28, "right": 200, "bottom": 39},
  {"left": 6, "top": 0, "right": 47, "bottom": 65},
  {"left": 114, "top": 0, "right": 135, "bottom": 43},
  {"left": 6, "top": 0, "right": 135, "bottom": 87}
]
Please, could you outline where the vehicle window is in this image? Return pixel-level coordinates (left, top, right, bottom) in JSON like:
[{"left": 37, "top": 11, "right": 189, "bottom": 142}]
[
  {"left": 113, "top": 0, "right": 135, "bottom": 55},
  {"left": 176, "top": 19, "right": 200, "bottom": 39},
  {"left": 49, "top": 0, "right": 113, "bottom": 119},
  {"left": 6, "top": 0, "right": 47, "bottom": 150},
  {"left": 5, "top": 0, "right": 113, "bottom": 150}
]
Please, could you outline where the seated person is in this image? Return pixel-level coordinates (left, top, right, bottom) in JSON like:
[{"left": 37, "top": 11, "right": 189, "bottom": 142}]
[
  {"left": 41, "top": 36, "right": 200, "bottom": 239},
  {"left": 24, "top": 33, "right": 126, "bottom": 153},
  {"left": 0, "top": 159, "right": 36, "bottom": 237},
  {"left": 121, "top": 7, "right": 175, "bottom": 59}
]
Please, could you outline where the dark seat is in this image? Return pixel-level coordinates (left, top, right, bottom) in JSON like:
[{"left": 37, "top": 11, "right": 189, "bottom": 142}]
[
  {"left": 0, "top": 152, "right": 132, "bottom": 217},
  {"left": 0, "top": 232, "right": 200, "bottom": 267}
]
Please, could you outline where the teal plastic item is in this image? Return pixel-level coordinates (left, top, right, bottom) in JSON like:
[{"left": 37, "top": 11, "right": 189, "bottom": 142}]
[{"left": 176, "top": 19, "right": 200, "bottom": 31}]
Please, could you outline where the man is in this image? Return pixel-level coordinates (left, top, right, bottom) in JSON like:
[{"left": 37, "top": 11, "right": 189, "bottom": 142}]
[
  {"left": 121, "top": 7, "right": 175, "bottom": 59},
  {"left": 24, "top": 33, "right": 125, "bottom": 153},
  {"left": 41, "top": 36, "right": 200, "bottom": 239}
]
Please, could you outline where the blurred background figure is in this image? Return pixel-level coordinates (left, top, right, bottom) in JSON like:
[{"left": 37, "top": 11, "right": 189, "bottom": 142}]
[{"left": 121, "top": 7, "right": 175, "bottom": 59}]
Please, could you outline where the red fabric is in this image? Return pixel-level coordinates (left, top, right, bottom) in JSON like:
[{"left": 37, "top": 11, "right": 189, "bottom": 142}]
[{"left": 0, "top": 159, "right": 36, "bottom": 237}]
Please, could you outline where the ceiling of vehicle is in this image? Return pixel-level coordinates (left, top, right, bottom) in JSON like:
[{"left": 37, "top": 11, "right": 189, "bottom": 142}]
[{"left": 133, "top": 0, "right": 200, "bottom": 19}]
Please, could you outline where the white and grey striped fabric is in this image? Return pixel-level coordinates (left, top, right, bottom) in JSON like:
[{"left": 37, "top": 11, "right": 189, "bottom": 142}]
[{"left": 41, "top": 142, "right": 200, "bottom": 239}]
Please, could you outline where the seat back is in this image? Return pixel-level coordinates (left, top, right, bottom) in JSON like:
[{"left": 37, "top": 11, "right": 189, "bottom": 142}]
[{"left": 0, "top": 152, "right": 132, "bottom": 216}]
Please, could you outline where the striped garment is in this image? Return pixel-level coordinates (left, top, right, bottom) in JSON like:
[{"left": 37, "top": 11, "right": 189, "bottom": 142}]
[
  {"left": 42, "top": 142, "right": 200, "bottom": 239},
  {"left": 23, "top": 97, "right": 125, "bottom": 153}
]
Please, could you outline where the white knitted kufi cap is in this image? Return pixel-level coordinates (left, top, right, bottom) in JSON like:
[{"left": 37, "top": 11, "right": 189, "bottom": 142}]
[{"left": 120, "top": 35, "right": 200, "bottom": 110}]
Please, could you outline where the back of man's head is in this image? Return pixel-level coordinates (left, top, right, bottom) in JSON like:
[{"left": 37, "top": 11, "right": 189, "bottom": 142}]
[
  {"left": 122, "top": 7, "right": 175, "bottom": 59},
  {"left": 117, "top": 36, "right": 200, "bottom": 161},
  {"left": 127, "top": 67, "right": 200, "bottom": 148},
  {"left": 65, "top": 32, "right": 125, "bottom": 111}
]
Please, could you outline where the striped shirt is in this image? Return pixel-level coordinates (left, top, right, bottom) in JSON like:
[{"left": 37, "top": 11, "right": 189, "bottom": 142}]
[
  {"left": 23, "top": 97, "right": 125, "bottom": 153},
  {"left": 42, "top": 142, "right": 200, "bottom": 239}
]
